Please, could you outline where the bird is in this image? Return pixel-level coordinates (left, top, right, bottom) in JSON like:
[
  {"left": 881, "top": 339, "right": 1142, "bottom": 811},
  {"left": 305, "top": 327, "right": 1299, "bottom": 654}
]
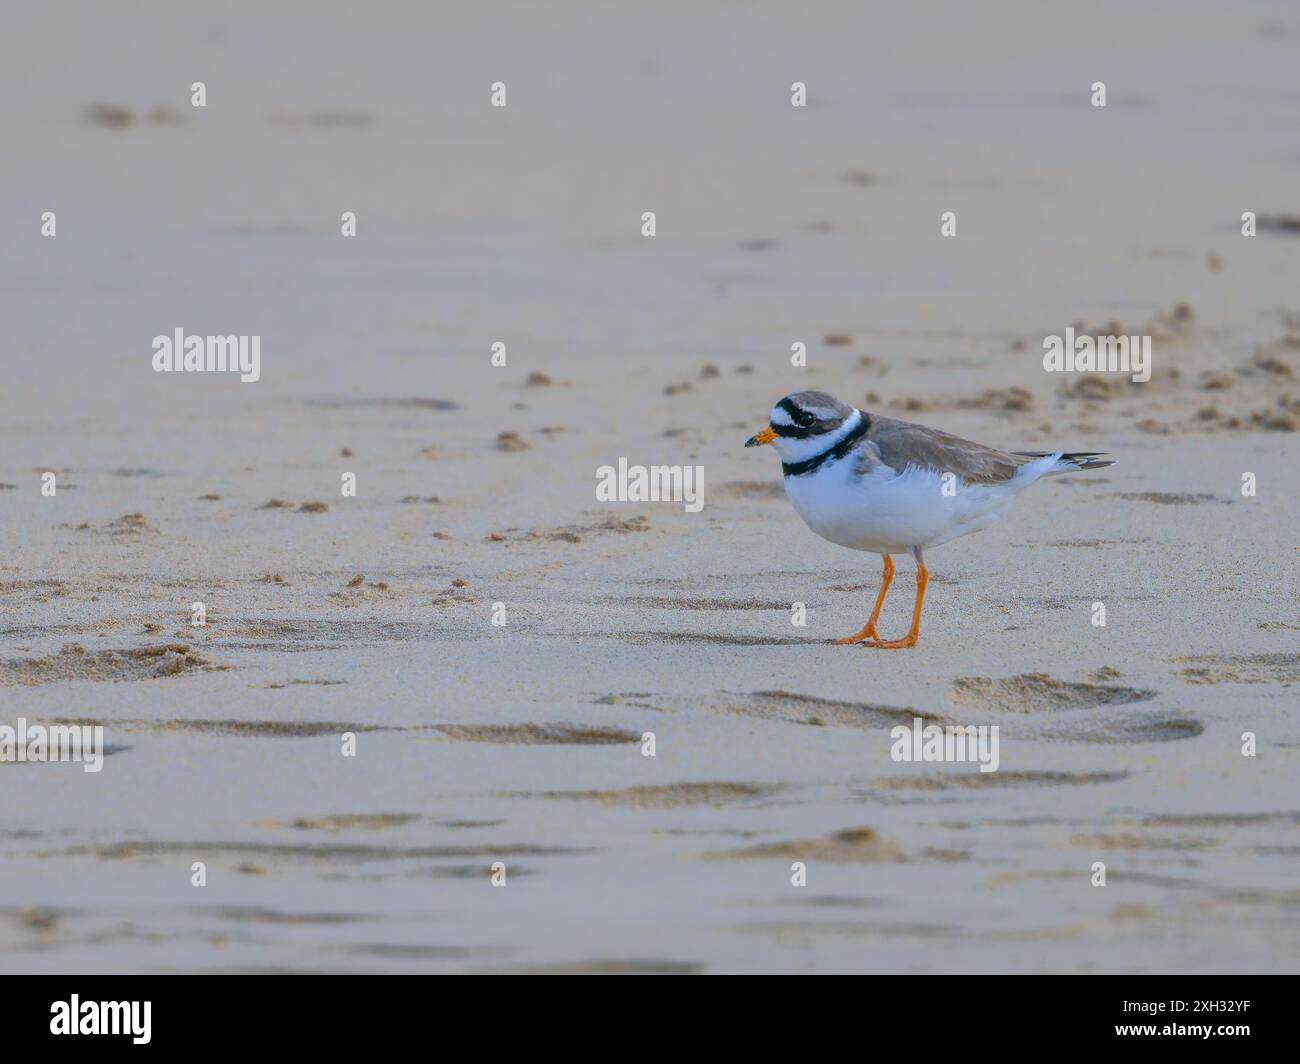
[{"left": 745, "top": 390, "right": 1113, "bottom": 648}]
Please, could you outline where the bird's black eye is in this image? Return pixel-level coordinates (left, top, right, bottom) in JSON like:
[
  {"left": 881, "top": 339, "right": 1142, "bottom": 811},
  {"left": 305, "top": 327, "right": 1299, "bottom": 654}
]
[{"left": 796, "top": 411, "right": 815, "bottom": 427}]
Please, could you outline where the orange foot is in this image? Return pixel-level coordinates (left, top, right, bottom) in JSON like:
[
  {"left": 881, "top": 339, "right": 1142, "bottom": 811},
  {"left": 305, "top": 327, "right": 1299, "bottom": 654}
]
[
  {"left": 833, "top": 626, "right": 880, "bottom": 646},
  {"left": 866, "top": 634, "right": 918, "bottom": 649}
]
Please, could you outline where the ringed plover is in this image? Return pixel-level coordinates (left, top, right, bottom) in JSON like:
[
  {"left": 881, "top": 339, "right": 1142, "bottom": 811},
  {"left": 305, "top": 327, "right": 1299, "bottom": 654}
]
[{"left": 745, "top": 390, "right": 1113, "bottom": 648}]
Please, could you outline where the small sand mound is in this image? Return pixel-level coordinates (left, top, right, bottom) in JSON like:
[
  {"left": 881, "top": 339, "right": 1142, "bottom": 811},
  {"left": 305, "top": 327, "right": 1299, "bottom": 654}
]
[
  {"left": 286, "top": 814, "right": 418, "bottom": 831},
  {"left": 71, "top": 513, "right": 159, "bottom": 535},
  {"left": 149, "top": 719, "right": 387, "bottom": 738},
  {"left": 957, "top": 385, "right": 1035, "bottom": 411},
  {"left": 873, "top": 770, "right": 1128, "bottom": 790},
  {"left": 718, "top": 827, "right": 904, "bottom": 864},
  {"left": 435, "top": 723, "right": 640, "bottom": 745},
  {"left": 331, "top": 577, "right": 394, "bottom": 604},
  {"left": 1258, "top": 214, "right": 1300, "bottom": 234},
  {"left": 531, "top": 782, "right": 776, "bottom": 807},
  {"left": 84, "top": 102, "right": 133, "bottom": 127},
  {"left": 307, "top": 396, "right": 459, "bottom": 410},
  {"left": 0, "top": 644, "right": 215, "bottom": 686},
  {"left": 486, "top": 514, "right": 651, "bottom": 544},
  {"left": 496, "top": 431, "right": 530, "bottom": 452},
  {"left": 951, "top": 673, "right": 1155, "bottom": 713},
  {"left": 1110, "top": 492, "right": 1226, "bottom": 505}
]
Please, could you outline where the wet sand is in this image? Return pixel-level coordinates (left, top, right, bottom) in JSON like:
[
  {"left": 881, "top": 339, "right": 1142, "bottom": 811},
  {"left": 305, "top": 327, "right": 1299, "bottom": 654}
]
[{"left": 1, "top": 1, "right": 1298, "bottom": 973}]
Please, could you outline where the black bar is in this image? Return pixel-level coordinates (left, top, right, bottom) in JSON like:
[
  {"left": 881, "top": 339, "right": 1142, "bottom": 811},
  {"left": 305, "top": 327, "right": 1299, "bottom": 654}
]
[{"left": 2, "top": 975, "right": 1291, "bottom": 1050}]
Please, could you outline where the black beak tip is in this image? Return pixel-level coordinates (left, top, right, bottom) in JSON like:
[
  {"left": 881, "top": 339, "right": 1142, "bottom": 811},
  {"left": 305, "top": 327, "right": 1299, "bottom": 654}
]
[{"left": 744, "top": 436, "right": 757, "bottom": 448}]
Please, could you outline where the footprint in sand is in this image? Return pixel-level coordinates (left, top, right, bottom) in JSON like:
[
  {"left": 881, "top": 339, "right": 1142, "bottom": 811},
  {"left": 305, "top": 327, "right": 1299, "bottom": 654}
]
[
  {"left": 951, "top": 672, "right": 1156, "bottom": 713},
  {"left": 950, "top": 673, "right": 1200, "bottom": 743},
  {"left": 649, "top": 690, "right": 928, "bottom": 730},
  {"left": 1174, "top": 653, "right": 1300, "bottom": 685}
]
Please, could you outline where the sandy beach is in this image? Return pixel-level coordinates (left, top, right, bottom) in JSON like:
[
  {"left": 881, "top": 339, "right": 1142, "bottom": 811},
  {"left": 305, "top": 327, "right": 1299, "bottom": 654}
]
[{"left": 1, "top": 1, "right": 1298, "bottom": 973}]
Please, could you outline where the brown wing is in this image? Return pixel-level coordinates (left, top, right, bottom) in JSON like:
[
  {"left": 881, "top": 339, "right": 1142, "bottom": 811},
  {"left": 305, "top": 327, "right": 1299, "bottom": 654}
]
[{"left": 862, "top": 414, "right": 1033, "bottom": 485}]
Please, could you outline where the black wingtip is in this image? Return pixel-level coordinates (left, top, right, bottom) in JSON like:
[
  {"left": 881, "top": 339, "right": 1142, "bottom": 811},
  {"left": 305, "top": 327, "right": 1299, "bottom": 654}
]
[{"left": 1061, "top": 452, "right": 1115, "bottom": 471}]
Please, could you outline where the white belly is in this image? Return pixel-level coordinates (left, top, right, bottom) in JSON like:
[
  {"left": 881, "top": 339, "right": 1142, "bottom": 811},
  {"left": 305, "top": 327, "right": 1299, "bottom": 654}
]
[{"left": 783, "top": 462, "right": 1018, "bottom": 554}]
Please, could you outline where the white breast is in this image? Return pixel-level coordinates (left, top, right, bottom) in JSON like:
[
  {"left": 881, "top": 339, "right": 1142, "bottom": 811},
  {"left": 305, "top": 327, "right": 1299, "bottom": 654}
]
[{"left": 783, "top": 460, "right": 1020, "bottom": 555}]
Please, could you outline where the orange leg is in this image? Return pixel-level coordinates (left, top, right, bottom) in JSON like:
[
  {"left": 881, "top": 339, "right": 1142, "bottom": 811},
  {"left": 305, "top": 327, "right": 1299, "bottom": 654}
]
[
  {"left": 834, "top": 554, "right": 895, "bottom": 644},
  {"left": 870, "top": 548, "right": 928, "bottom": 649}
]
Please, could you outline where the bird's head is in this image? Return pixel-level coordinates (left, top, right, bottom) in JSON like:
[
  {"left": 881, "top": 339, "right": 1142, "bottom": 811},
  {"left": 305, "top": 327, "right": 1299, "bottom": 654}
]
[{"left": 745, "top": 391, "right": 857, "bottom": 462}]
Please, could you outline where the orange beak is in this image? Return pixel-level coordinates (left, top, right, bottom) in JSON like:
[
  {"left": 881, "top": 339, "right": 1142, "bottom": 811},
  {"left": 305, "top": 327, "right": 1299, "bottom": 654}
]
[{"left": 745, "top": 426, "right": 778, "bottom": 448}]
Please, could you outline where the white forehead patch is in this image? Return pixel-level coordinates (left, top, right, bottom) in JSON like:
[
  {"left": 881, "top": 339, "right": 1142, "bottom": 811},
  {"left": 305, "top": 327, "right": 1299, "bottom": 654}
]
[{"left": 770, "top": 405, "right": 794, "bottom": 426}]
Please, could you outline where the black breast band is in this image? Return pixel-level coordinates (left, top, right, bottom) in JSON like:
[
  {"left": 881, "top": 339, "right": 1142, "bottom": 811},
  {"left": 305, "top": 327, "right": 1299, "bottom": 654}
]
[{"left": 782, "top": 414, "right": 871, "bottom": 477}]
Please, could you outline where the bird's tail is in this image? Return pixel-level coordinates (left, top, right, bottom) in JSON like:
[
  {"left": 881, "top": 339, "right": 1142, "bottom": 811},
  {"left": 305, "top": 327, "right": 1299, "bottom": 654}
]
[{"left": 1016, "top": 451, "right": 1115, "bottom": 475}]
